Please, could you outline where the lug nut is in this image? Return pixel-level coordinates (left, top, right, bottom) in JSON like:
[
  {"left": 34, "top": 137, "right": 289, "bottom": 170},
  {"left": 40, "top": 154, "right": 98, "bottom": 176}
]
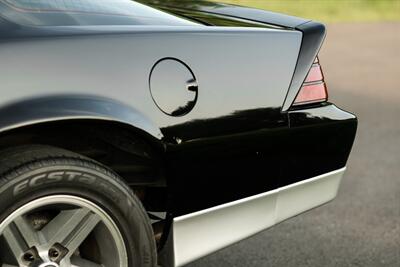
[
  {"left": 22, "top": 251, "right": 35, "bottom": 262},
  {"left": 48, "top": 243, "right": 68, "bottom": 262},
  {"left": 49, "top": 248, "right": 60, "bottom": 258}
]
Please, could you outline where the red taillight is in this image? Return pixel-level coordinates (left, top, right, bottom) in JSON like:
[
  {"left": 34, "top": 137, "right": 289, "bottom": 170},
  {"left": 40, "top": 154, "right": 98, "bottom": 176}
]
[
  {"left": 304, "top": 65, "right": 323, "bottom": 83},
  {"left": 293, "top": 57, "right": 328, "bottom": 106}
]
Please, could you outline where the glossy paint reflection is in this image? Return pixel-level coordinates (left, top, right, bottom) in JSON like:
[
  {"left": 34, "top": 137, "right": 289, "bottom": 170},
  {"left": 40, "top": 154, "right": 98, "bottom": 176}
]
[
  {"left": 165, "top": 104, "right": 357, "bottom": 216},
  {"left": 162, "top": 107, "right": 285, "bottom": 142}
]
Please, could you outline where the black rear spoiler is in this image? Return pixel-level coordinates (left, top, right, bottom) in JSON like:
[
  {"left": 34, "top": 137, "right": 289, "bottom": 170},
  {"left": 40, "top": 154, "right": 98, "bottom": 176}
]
[
  {"left": 140, "top": 0, "right": 326, "bottom": 111},
  {"left": 282, "top": 21, "right": 326, "bottom": 111}
]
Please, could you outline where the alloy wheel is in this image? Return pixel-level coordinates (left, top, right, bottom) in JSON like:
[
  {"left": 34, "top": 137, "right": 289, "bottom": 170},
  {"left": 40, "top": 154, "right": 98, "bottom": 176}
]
[{"left": 0, "top": 195, "right": 128, "bottom": 267}]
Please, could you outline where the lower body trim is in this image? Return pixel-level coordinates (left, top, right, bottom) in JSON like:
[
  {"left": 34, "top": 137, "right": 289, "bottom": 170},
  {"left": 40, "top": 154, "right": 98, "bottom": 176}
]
[{"left": 172, "top": 167, "right": 346, "bottom": 266}]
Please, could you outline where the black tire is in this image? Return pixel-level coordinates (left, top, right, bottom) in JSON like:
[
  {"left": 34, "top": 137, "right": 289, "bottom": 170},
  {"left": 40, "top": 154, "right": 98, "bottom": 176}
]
[{"left": 0, "top": 145, "right": 157, "bottom": 267}]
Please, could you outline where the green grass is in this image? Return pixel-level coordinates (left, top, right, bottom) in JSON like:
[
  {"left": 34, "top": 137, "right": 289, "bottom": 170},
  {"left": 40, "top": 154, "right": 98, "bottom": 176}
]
[{"left": 211, "top": 0, "right": 400, "bottom": 23}]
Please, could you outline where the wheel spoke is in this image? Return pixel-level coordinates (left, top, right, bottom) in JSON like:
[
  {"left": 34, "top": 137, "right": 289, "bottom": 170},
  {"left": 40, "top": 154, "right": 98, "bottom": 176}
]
[
  {"left": 63, "top": 214, "right": 101, "bottom": 257},
  {"left": 13, "top": 216, "right": 42, "bottom": 247},
  {"left": 2, "top": 224, "right": 29, "bottom": 266},
  {"left": 41, "top": 208, "right": 101, "bottom": 254}
]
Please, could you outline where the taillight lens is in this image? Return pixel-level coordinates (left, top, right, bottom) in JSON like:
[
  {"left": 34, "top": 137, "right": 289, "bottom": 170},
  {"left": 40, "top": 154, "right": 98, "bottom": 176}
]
[{"left": 293, "top": 57, "right": 328, "bottom": 106}]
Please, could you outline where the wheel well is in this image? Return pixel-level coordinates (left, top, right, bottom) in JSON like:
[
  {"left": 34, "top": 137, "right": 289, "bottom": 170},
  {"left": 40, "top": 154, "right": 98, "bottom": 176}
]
[{"left": 0, "top": 119, "right": 168, "bottom": 212}]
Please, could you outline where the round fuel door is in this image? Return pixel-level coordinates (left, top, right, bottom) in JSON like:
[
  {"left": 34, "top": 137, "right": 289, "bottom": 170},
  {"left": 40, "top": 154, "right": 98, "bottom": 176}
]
[{"left": 149, "top": 58, "right": 198, "bottom": 116}]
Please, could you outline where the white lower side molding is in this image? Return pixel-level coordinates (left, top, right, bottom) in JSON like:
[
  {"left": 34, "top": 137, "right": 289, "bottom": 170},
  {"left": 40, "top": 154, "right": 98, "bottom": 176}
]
[{"left": 172, "top": 167, "right": 346, "bottom": 266}]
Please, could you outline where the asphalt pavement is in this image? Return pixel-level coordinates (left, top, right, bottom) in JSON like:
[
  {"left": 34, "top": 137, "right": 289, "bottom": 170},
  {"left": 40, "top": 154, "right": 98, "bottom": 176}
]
[{"left": 186, "top": 22, "right": 400, "bottom": 267}]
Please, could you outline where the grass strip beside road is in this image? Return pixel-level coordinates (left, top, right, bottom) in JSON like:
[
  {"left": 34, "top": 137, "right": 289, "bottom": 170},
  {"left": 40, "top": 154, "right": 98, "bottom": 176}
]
[{"left": 211, "top": 0, "right": 400, "bottom": 23}]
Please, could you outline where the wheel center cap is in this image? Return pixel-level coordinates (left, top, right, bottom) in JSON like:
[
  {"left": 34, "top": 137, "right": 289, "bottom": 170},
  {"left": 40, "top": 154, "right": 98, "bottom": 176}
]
[{"left": 39, "top": 263, "right": 59, "bottom": 267}]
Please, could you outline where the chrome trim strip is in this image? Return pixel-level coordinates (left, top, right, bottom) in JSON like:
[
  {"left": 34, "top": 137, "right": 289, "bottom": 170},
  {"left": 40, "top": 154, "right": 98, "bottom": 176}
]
[{"left": 173, "top": 167, "right": 346, "bottom": 266}]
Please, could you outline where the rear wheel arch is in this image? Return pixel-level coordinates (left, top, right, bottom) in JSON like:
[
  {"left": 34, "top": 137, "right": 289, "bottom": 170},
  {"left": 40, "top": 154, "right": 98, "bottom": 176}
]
[
  {"left": 0, "top": 95, "right": 164, "bottom": 140},
  {"left": 0, "top": 94, "right": 168, "bottom": 187}
]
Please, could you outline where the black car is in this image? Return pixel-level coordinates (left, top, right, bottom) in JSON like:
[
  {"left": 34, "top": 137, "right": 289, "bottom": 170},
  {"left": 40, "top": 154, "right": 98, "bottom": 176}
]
[{"left": 0, "top": 1, "right": 357, "bottom": 266}]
